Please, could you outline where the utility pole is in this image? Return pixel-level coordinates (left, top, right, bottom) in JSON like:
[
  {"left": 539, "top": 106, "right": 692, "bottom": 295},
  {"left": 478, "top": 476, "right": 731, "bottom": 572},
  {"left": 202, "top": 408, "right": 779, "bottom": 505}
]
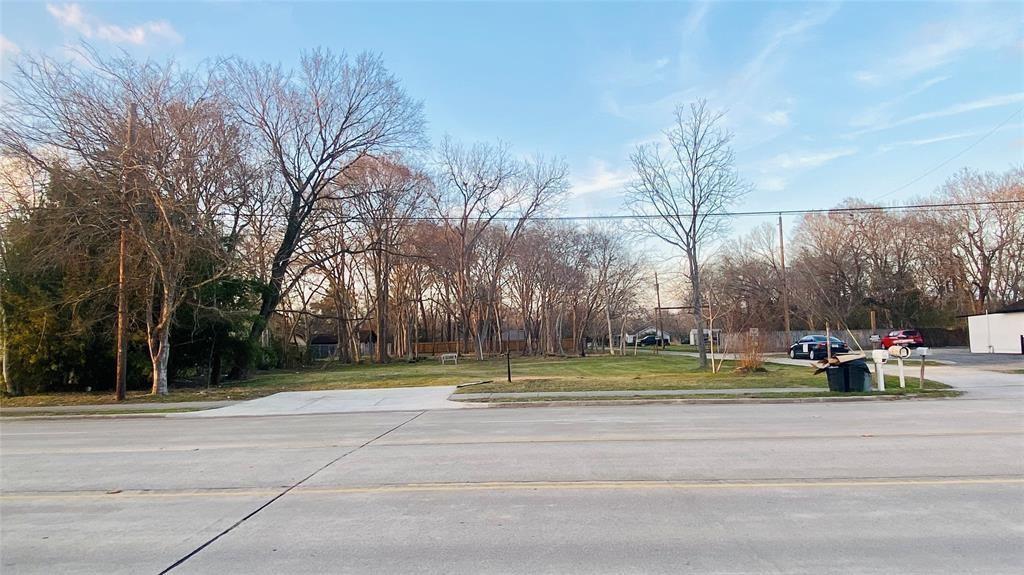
[
  {"left": 654, "top": 271, "right": 665, "bottom": 355},
  {"left": 114, "top": 102, "right": 135, "bottom": 401},
  {"left": 778, "top": 214, "right": 792, "bottom": 346}
]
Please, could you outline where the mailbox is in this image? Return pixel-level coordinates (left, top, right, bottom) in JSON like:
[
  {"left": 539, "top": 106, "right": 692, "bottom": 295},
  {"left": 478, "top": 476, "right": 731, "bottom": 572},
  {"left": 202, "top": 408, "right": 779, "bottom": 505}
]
[
  {"left": 871, "top": 349, "right": 889, "bottom": 364},
  {"left": 917, "top": 347, "right": 930, "bottom": 357},
  {"left": 887, "top": 345, "right": 911, "bottom": 359}
]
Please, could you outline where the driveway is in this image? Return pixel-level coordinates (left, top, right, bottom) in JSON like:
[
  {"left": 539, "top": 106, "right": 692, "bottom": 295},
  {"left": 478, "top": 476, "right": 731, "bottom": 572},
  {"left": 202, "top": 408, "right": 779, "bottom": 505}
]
[{"left": 182, "top": 386, "right": 481, "bottom": 417}]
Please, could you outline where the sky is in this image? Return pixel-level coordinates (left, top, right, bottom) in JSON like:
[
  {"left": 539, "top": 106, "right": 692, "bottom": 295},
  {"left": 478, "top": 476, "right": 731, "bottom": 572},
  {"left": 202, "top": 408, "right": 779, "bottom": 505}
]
[{"left": 1, "top": 0, "right": 1023, "bottom": 229}]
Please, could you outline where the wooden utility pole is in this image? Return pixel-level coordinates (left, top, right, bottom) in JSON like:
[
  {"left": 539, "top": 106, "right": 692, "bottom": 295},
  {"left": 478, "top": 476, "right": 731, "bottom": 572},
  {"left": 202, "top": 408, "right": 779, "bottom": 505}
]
[
  {"left": 778, "top": 214, "right": 792, "bottom": 346},
  {"left": 654, "top": 271, "right": 665, "bottom": 355},
  {"left": 114, "top": 102, "right": 135, "bottom": 401}
]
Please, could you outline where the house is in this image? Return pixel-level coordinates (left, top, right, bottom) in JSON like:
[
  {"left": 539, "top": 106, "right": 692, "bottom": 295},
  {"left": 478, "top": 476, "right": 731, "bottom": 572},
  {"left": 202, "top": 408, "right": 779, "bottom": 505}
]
[
  {"left": 309, "top": 334, "right": 338, "bottom": 360},
  {"left": 688, "top": 328, "right": 722, "bottom": 346},
  {"left": 966, "top": 301, "right": 1024, "bottom": 354}
]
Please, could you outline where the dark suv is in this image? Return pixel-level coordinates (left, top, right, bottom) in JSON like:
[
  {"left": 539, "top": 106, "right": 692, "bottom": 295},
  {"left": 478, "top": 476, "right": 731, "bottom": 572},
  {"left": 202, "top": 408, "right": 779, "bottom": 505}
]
[
  {"left": 788, "top": 335, "right": 850, "bottom": 360},
  {"left": 636, "top": 334, "right": 669, "bottom": 346}
]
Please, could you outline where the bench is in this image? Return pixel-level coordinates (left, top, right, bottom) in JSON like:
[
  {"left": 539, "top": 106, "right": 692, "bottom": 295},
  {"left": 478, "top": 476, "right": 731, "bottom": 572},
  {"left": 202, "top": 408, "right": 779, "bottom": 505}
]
[{"left": 439, "top": 353, "right": 458, "bottom": 365}]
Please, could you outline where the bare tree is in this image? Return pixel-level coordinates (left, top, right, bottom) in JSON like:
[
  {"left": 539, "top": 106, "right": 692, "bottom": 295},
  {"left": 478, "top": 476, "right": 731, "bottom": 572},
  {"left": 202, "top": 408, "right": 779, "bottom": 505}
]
[
  {"left": 626, "top": 99, "right": 748, "bottom": 368},
  {"left": 430, "top": 136, "right": 567, "bottom": 358},
  {"left": 223, "top": 49, "right": 425, "bottom": 359},
  {"left": 1, "top": 48, "right": 242, "bottom": 394},
  {"left": 344, "top": 155, "right": 428, "bottom": 363}
]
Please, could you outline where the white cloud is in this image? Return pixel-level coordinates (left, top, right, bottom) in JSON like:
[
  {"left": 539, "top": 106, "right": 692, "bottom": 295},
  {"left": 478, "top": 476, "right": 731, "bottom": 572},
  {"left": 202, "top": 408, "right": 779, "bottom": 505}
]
[
  {"left": 681, "top": 1, "right": 710, "bottom": 37},
  {"left": 732, "top": 3, "right": 839, "bottom": 91},
  {"left": 854, "top": 14, "right": 1017, "bottom": 85},
  {"left": 0, "top": 34, "right": 20, "bottom": 58},
  {"left": 850, "top": 75, "right": 949, "bottom": 128},
  {"left": 770, "top": 148, "right": 857, "bottom": 170},
  {"left": 852, "top": 92, "right": 1024, "bottom": 136},
  {"left": 876, "top": 122, "right": 1023, "bottom": 153},
  {"left": 570, "top": 160, "right": 632, "bottom": 198},
  {"left": 46, "top": 3, "right": 181, "bottom": 45},
  {"left": 877, "top": 131, "right": 976, "bottom": 153},
  {"left": 46, "top": 3, "right": 89, "bottom": 34},
  {"left": 763, "top": 110, "right": 790, "bottom": 127},
  {"left": 758, "top": 176, "right": 787, "bottom": 192}
]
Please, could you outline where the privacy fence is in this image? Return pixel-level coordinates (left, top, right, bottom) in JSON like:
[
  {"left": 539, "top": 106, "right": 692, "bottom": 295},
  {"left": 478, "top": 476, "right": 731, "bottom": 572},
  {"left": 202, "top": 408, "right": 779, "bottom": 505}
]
[{"left": 415, "top": 338, "right": 579, "bottom": 355}]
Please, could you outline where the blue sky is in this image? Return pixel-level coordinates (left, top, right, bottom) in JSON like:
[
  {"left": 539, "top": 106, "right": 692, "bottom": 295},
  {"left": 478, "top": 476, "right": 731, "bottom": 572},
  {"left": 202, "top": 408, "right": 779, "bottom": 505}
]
[{"left": 2, "top": 1, "right": 1022, "bottom": 224}]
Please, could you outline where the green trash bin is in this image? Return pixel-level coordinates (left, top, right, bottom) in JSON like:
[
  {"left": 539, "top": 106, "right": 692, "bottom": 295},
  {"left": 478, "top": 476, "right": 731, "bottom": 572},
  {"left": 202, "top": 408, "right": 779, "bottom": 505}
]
[
  {"left": 825, "top": 359, "right": 872, "bottom": 392},
  {"left": 825, "top": 366, "right": 848, "bottom": 392}
]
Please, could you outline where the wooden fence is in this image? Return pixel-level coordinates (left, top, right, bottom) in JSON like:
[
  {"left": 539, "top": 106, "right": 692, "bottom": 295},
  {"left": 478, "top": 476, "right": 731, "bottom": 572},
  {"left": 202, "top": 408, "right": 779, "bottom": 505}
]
[{"left": 415, "top": 339, "right": 578, "bottom": 356}]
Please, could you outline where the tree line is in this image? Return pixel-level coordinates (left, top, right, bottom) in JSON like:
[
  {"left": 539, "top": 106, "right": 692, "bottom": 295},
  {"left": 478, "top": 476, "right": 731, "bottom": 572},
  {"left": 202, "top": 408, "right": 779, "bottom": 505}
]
[
  {"left": 0, "top": 47, "right": 646, "bottom": 396},
  {"left": 1, "top": 47, "right": 1020, "bottom": 396}
]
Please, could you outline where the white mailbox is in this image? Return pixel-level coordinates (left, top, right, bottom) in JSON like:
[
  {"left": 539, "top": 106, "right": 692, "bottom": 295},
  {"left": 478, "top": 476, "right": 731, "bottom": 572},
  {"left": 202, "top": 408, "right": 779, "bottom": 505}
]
[
  {"left": 917, "top": 347, "right": 930, "bottom": 356},
  {"left": 887, "top": 345, "right": 911, "bottom": 359},
  {"left": 871, "top": 349, "right": 889, "bottom": 364}
]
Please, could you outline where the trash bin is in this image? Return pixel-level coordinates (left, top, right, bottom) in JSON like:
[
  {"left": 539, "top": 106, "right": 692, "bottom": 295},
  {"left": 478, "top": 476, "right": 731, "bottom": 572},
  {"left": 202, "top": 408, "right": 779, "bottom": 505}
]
[{"left": 825, "top": 359, "right": 872, "bottom": 392}]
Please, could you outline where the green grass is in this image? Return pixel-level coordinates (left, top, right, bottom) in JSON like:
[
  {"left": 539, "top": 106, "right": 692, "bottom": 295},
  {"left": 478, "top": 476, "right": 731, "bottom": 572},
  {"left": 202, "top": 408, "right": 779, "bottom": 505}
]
[
  {"left": 0, "top": 353, "right": 950, "bottom": 408},
  {"left": 453, "top": 355, "right": 828, "bottom": 394}
]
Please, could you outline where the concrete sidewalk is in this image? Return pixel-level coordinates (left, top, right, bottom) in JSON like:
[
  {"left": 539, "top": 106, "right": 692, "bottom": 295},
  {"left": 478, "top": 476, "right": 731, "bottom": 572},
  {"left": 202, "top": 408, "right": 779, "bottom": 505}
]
[
  {"left": 454, "top": 387, "right": 823, "bottom": 400},
  {"left": 181, "top": 386, "right": 483, "bottom": 417}
]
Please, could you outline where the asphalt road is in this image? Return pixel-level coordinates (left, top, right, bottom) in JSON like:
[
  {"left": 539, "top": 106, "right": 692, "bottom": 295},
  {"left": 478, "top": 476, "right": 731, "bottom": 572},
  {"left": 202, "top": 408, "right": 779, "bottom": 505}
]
[{"left": 2, "top": 398, "right": 1023, "bottom": 574}]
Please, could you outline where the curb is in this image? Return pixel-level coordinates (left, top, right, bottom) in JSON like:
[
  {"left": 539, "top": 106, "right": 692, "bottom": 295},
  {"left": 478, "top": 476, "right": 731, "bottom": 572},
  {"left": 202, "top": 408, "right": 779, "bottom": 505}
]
[
  {"left": 464, "top": 394, "right": 956, "bottom": 408},
  {"left": 0, "top": 412, "right": 177, "bottom": 421}
]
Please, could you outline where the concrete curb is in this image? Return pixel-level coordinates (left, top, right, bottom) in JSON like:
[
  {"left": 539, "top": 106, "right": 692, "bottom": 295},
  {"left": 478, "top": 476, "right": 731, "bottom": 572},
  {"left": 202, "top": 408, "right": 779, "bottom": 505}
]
[
  {"left": 0, "top": 412, "right": 177, "bottom": 421},
  {"left": 470, "top": 394, "right": 956, "bottom": 409}
]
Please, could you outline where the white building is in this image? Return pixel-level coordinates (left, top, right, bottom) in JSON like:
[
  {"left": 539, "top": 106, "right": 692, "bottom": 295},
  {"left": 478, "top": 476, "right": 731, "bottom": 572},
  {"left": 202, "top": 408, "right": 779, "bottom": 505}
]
[{"left": 966, "top": 301, "right": 1024, "bottom": 354}]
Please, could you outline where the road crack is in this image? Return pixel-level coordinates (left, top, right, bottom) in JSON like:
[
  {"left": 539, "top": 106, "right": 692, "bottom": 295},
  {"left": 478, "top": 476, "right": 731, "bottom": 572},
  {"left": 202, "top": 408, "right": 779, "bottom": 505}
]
[{"left": 158, "top": 410, "right": 425, "bottom": 574}]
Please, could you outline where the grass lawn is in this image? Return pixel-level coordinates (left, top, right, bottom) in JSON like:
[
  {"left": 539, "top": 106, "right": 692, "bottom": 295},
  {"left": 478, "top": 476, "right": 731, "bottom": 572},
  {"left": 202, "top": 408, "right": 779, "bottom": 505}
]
[{"left": 0, "top": 353, "right": 950, "bottom": 408}]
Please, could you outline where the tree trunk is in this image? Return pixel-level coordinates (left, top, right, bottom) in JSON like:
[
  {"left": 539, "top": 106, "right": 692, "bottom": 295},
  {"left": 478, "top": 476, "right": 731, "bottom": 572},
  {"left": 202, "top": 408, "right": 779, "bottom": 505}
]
[
  {"left": 689, "top": 248, "right": 708, "bottom": 369},
  {"left": 605, "top": 293, "right": 615, "bottom": 355},
  {"left": 375, "top": 267, "right": 390, "bottom": 364},
  {"left": 0, "top": 284, "right": 13, "bottom": 395}
]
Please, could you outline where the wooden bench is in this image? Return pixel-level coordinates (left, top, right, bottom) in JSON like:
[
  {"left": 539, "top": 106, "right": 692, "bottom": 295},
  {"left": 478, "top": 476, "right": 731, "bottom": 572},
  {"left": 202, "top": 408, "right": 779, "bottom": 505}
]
[{"left": 439, "top": 353, "right": 458, "bottom": 365}]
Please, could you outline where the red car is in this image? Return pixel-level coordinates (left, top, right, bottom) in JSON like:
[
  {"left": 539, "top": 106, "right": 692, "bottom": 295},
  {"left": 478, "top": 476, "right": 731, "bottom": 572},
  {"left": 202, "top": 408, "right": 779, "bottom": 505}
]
[{"left": 881, "top": 329, "right": 925, "bottom": 348}]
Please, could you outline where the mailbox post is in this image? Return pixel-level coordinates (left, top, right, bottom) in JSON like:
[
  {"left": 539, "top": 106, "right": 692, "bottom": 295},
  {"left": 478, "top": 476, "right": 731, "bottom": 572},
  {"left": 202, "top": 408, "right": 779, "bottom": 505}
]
[
  {"left": 918, "top": 347, "right": 929, "bottom": 390},
  {"left": 888, "top": 345, "right": 911, "bottom": 389},
  {"left": 871, "top": 349, "right": 888, "bottom": 391}
]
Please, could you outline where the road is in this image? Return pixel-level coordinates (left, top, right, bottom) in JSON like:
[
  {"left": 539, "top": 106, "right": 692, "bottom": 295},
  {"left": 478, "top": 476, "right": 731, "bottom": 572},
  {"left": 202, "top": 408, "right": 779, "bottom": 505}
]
[{"left": 2, "top": 397, "right": 1023, "bottom": 574}]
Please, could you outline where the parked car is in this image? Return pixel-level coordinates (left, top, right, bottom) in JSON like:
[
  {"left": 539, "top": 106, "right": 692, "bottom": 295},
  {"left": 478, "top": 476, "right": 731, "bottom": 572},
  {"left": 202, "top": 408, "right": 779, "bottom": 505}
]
[
  {"left": 788, "top": 335, "right": 850, "bottom": 360},
  {"left": 636, "top": 334, "right": 669, "bottom": 346},
  {"left": 881, "top": 329, "right": 925, "bottom": 349}
]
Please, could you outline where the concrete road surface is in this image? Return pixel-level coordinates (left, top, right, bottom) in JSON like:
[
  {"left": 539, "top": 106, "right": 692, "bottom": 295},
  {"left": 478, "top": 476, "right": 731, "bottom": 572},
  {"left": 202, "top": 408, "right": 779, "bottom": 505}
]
[{"left": 2, "top": 399, "right": 1023, "bottom": 574}]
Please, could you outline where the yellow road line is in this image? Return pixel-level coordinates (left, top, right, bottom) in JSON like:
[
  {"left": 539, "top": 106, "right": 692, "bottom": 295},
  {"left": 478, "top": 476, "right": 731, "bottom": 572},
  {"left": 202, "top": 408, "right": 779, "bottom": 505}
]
[{"left": 3, "top": 477, "right": 1022, "bottom": 501}]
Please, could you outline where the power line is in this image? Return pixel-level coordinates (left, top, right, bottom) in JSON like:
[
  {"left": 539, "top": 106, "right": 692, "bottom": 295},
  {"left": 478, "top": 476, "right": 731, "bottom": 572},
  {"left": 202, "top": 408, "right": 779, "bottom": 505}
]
[
  {"left": 3, "top": 198, "right": 1022, "bottom": 223},
  {"left": 869, "top": 106, "right": 1023, "bottom": 202}
]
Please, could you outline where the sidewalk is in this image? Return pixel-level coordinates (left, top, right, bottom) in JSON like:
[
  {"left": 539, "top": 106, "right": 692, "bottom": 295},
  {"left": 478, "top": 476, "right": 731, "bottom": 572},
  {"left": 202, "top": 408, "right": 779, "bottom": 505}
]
[{"left": 454, "top": 387, "right": 823, "bottom": 401}]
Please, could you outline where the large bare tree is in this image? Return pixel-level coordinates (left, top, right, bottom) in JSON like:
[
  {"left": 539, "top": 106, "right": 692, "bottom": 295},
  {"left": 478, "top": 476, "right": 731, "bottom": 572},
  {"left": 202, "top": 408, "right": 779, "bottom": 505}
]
[
  {"left": 223, "top": 49, "right": 425, "bottom": 359},
  {"left": 0, "top": 49, "right": 241, "bottom": 394},
  {"left": 430, "top": 136, "right": 567, "bottom": 358},
  {"left": 626, "top": 99, "right": 748, "bottom": 368}
]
